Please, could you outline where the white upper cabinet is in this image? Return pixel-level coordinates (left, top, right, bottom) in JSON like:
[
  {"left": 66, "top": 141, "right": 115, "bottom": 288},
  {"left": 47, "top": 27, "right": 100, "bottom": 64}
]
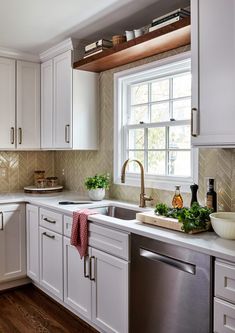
[
  {"left": 41, "top": 45, "right": 99, "bottom": 150},
  {"left": 17, "top": 61, "right": 40, "bottom": 149},
  {"left": 0, "top": 57, "right": 40, "bottom": 150},
  {"left": 0, "top": 58, "right": 15, "bottom": 149},
  {"left": 191, "top": 0, "right": 235, "bottom": 146},
  {"left": 53, "top": 51, "right": 73, "bottom": 148},
  {"left": 41, "top": 60, "right": 53, "bottom": 148}
]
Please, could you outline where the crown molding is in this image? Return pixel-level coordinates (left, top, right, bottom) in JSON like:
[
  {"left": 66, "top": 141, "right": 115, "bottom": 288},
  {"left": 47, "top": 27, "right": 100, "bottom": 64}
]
[
  {"left": 0, "top": 47, "right": 40, "bottom": 62},
  {"left": 39, "top": 38, "right": 81, "bottom": 62}
]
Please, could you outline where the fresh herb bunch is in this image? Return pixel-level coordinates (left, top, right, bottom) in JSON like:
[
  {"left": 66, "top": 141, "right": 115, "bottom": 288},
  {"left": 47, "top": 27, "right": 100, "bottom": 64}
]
[
  {"left": 85, "top": 174, "right": 110, "bottom": 190},
  {"left": 155, "top": 202, "right": 213, "bottom": 233}
]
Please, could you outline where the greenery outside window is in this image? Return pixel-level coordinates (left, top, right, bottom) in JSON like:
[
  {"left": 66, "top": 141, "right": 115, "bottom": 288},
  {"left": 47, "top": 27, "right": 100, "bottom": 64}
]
[{"left": 114, "top": 52, "right": 198, "bottom": 192}]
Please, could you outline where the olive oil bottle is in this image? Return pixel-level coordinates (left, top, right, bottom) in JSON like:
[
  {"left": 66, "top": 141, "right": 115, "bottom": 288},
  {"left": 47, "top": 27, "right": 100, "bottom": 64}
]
[{"left": 172, "top": 185, "right": 183, "bottom": 209}]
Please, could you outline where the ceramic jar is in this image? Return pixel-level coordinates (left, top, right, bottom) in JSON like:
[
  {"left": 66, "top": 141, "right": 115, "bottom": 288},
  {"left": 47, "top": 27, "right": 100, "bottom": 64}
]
[
  {"left": 34, "top": 170, "right": 45, "bottom": 186},
  {"left": 47, "top": 177, "right": 58, "bottom": 187}
]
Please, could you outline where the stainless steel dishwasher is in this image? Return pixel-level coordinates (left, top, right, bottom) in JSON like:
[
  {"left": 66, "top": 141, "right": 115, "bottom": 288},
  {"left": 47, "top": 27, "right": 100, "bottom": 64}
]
[{"left": 130, "top": 234, "right": 213, "bottom": 333}]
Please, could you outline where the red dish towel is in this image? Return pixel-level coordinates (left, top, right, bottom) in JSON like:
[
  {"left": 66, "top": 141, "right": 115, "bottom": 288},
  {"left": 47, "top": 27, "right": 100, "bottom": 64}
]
[{"left": 71, "top": 209, "right": 97, "bottom": 258}]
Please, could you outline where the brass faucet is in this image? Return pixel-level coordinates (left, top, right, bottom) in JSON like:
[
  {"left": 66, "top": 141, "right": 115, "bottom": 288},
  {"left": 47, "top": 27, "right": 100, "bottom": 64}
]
[{"left": 121, "top": 159, "right": 153, "bottom": 208}]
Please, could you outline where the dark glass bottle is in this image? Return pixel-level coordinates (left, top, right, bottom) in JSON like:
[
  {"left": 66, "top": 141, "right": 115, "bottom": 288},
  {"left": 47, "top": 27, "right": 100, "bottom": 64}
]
[
  {"left": 206, "top": 178, "right": 217, "bottom": 212},
  {"left": 190, "top": 183, "right": 198, "bottom": 207}
]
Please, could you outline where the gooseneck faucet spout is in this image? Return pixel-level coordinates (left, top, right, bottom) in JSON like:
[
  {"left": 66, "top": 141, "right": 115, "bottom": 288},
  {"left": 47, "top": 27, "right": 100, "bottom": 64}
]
[{"left": 121, "top": 159, "right": 153, "bottom": 208}]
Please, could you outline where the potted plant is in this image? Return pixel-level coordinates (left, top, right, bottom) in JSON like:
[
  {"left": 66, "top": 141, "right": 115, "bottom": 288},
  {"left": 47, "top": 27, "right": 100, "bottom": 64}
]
[{"left": 85, "top": 173, "right": 110, "bottom": 201}]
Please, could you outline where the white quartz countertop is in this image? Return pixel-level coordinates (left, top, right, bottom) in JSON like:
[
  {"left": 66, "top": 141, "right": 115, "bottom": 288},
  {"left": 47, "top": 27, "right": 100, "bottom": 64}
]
[{"left": 1, "top": 191, "right": 235, "bottom": 262}]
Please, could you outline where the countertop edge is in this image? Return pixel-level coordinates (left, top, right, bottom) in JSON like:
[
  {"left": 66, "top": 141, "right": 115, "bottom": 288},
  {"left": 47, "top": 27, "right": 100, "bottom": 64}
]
[{"left": 0, "top": 192, "right": 234, "bottom": 263}]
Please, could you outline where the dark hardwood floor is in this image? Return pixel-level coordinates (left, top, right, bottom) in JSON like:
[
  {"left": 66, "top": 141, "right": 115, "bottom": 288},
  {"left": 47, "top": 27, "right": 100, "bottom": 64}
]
[{"left": 0, "top": 284, "right": 99, "bottom": 333}]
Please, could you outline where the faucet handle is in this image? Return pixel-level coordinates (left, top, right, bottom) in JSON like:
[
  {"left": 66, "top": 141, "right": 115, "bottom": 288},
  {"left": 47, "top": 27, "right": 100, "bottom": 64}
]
[
  {"left": 144, "top": 195, "right": 153, "bottom": 202},
  {"left": 139, "top": 194, "right": 153, "bottom": 208}
]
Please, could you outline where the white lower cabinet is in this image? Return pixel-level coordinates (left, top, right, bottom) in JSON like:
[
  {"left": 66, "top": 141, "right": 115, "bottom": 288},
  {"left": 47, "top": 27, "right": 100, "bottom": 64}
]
[
  {"left": 63, "top": 237, "right": 129, "bottom": 333},
  {"left": 63, "top": 238, "right": 92, "bottom": 319},
  {"left": 214, "top": 298, "right": 235, "bottom": 333},
  {"left": 91, "top": 248, "right": 129, "bottom": 333},
  {"left": 0, "top": 204, "right": 26, "bottom": 282},
  {"left": 214, "top": 259, "right": 235, "bottom": 333},
  {"left": 39, "top": 226, "right": 63, "bottom": 300},
  {"left": 26, "top": 204, "right": 39, "bottom": 282},
  {"left": 27, "top": 207, "right": 129, "bottom": 333}
]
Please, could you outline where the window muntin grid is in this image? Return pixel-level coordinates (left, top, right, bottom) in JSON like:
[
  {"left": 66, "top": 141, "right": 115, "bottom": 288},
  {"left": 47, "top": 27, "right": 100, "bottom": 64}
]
[{"left": 123, "top": 71, "right": 192, "bottom": 178}]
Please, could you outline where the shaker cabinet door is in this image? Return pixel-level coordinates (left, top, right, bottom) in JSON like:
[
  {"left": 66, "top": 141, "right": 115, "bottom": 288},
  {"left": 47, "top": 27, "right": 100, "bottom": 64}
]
[
  {"left": 53, "top": 51, "right": 72, "bottom": 149},
  {"left": 91, "top": 248, "right": 129, "bottom": 333},
  {"left": 63, "top": 238, "right": 92, "bottom": 319},
  {"left": 0, "top": 204, "right": 26, "bottom": 282},
  {"left": 0, "top": 58, "right": 16, "bottom": 149},
  {"left": 26, "top": 204, "right": 39, "bottom": 282},
  {"left": 191, "top": 0, "right": 235, "bottom": 146},
  {"left": 17, "top": 61, "right": 40, "bottom": 149},
  {"left": 39, "top": 227, "right": 63, "bottom": 300},
  {"left": 41, "top": 60, "right": 53, "bottom": 148}
]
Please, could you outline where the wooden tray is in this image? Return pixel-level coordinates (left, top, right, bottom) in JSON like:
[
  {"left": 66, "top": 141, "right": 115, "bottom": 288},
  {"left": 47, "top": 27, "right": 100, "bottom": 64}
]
[
  {"left": 136, "top": 211, "right": 209, "bottom": 234},
  {"left": 24, "top": 185, "right": 63, "bottom": 194}
]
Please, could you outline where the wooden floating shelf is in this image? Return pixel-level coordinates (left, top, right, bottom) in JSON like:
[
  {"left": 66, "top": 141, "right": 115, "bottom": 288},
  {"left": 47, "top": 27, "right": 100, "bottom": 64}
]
[{"left": 73, "top": 17, "right": 191, "bottom": 73}]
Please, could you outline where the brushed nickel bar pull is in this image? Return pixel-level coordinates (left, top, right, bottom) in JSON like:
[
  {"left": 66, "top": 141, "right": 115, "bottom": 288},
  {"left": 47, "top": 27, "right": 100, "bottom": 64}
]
[
  {"left": 43, "top": 217, "right": 56, "bottom": 224},
  {"left": 42, "top": 232, "right": 55, "bottom": 239},
  {"left": 191, "top": 108, "right": 199, "bottom": 137},
  {"left": 0, "top": 212, "right": 3, "bottom": 231},
  {"left": 18, "top": 127, "right": 22, "bottom": 144},
  {"left": 10, "top": 127, "right": 14, "bottom": 144},
  {"left": 89, "top": 256, "right": 95, "bottom": 281},
  {"left": 140, "top": 248, "right": 195, "bottom": 275},
  {"left": 84, "top": 255, "right": 89, "bottom": 278},
  {"left": 65, "top": 124, "right": 70, "bottom": 143}
]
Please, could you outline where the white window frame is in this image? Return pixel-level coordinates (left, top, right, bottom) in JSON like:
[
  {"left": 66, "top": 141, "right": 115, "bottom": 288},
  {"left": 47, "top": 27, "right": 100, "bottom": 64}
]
[{"left": 113, "top": 51, "right": 198, "bottom": 193}]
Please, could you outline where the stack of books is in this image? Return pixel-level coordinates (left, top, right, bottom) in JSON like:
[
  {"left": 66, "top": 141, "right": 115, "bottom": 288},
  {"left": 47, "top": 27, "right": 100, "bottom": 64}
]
[
  {"left": 149, "top": 8, "right": 190, "bottom": 32},
  {"left": 83, "top": 39, "right": 112, "bottom": 58}
]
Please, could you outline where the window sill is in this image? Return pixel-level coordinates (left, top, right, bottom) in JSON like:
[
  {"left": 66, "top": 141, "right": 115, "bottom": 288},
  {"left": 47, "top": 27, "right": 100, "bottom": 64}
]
[{"left": 114, "top": 175, "right": 193, "bottom": 193}]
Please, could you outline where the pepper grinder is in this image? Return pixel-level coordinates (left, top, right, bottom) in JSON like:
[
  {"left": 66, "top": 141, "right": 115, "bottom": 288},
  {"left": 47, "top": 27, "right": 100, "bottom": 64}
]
[{"left": 190, "top": 183, "right": 198, "bottom": 207}]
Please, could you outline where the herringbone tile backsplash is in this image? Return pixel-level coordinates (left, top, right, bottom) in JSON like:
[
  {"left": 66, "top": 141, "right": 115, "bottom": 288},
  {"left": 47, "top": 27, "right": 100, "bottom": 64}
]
[
  {"left": 53, "top": 45, "right": 235, "bottom": 211},
  {"left": 0, "top": 45, "right": 234, "bottom": 211},
  {"left": 0, "top": 151, "right": 54, "bottom": 192}
]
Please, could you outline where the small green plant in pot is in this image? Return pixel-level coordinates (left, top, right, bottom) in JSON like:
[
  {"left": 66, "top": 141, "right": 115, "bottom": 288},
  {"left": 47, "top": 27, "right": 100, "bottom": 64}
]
[{"left": 85, "top": 174, "right": 110, "bottom": 201}]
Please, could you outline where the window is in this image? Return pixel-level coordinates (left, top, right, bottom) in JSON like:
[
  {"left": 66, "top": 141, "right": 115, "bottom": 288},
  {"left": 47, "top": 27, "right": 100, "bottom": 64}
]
[{"left": 114, "top": 52, "right": 198, "bottom": 191}]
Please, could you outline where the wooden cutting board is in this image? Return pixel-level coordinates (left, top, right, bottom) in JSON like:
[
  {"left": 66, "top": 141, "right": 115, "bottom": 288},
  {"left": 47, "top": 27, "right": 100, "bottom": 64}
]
[{"left": 136, "top": 210, "right": 209, "bottom": 234}]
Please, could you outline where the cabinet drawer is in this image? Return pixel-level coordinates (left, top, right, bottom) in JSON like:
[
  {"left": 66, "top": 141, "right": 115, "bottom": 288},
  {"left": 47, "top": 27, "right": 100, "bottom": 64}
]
[
  {"left": 215, "top": 260, "right": 235, "bottom": 304},
  {"left": 39, "top": 208, "right": 62, "bottom": 234},
  {"left": 64, "top": 215, "right": 73, "bottom": 237},
  {"left": 214, "top": 297, "right": 235, "bottom": 333},
  {"left": 88, "top": 223, "right": 129, "bottom": 260}
]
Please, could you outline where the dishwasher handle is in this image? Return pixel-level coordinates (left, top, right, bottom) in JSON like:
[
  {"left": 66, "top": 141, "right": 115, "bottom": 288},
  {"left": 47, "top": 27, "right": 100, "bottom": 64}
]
[{"left": 140, "top": 248, "right": 196, "bottom": 275}]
